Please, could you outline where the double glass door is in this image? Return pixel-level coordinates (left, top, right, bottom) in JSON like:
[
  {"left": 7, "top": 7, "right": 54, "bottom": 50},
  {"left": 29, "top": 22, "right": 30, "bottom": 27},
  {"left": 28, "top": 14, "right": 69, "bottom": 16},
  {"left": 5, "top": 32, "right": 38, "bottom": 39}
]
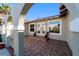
[{"left": 37, "top": 22, "right": 46, "bottom": 35}]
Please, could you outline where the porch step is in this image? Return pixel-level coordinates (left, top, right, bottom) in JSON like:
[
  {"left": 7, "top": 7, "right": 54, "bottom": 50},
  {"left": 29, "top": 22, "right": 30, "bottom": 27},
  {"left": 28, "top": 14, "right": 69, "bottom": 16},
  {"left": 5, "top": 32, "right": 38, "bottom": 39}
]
[{"left": 0, "top": 43, "right": 5, "bottom": 49}]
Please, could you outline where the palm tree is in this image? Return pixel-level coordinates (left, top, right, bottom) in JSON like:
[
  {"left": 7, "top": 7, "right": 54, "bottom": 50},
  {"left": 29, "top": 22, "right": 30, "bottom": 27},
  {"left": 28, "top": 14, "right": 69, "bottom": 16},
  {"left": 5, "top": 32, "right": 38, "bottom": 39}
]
[
  {"left": 0, "top": 4, "right": 11, "bottom": 43},
  {"left": 0, "top": 4, "right": 11, "bottom": 15}
]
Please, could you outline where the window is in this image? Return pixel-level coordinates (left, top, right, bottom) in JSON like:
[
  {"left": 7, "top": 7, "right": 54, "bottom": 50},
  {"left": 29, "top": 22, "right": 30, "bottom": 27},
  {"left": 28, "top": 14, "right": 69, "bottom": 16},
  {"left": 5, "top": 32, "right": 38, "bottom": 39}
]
[
  {"left": 48, "top": 20, "right": 61, "bottom": 34},
  {"left": 30, "top": 24, "right": 35, "bottom": 32}
]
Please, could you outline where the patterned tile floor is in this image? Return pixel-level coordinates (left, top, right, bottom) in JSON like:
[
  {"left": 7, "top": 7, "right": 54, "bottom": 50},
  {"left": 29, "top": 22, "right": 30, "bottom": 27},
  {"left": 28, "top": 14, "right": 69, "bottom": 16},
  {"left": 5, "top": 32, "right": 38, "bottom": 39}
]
[{"left": 24, "top": 36, "right": 72, "bottom": 56}]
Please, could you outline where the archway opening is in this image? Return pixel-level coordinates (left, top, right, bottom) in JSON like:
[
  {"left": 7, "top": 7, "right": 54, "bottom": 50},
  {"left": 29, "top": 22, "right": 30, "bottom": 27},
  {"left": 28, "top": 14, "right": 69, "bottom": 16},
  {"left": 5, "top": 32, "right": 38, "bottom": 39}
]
[
  {"left": 7, "top": 15, "right": 13, "bottom": 25},
  {"left": 7, "top": 15, "right": 14, "bottom": 49}
]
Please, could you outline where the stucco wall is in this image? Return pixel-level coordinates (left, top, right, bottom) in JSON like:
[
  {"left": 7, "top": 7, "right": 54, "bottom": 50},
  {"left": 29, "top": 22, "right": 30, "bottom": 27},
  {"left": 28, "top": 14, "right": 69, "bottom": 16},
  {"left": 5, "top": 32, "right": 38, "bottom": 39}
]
[
  {"left": 24, "top": 18, "right": 67, "bottom": 41},
  {"left": 24, "top": 23, "right": 29, "bottom": 36},
  {"left": 64, "top": 4, "right": 79, "bottom": 55},
  {"left": 6, "top": 29, "right": 14, "bottom": 48}
]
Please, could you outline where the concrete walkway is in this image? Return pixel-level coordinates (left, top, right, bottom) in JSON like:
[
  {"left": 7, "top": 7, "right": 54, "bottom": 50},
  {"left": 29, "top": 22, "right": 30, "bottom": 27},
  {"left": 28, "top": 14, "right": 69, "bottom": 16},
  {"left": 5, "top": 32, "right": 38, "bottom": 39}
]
[{"left": 0, "top": 48, "right": 10, "bottom": 56}]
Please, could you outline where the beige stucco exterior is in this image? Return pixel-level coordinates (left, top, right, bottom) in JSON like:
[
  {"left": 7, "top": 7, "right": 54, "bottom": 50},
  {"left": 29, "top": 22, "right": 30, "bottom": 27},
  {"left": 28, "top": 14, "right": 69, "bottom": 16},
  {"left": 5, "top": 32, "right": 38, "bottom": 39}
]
[
  {"left": 64, "top": 4, "right": 79, "bottom": 55},
  {"left": 24, "top": 22, "right": 29, "bottom": 36}
]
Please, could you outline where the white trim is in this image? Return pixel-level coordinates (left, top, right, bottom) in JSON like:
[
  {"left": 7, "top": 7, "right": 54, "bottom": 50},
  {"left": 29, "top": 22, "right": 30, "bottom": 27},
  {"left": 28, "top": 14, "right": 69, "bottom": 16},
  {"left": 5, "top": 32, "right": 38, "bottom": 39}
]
[
  {"left": 6, "top": 25, "right": 13, "bottom": 30},
  {"left": 11, "top": 25, "right": 24, "bottom": 30}
]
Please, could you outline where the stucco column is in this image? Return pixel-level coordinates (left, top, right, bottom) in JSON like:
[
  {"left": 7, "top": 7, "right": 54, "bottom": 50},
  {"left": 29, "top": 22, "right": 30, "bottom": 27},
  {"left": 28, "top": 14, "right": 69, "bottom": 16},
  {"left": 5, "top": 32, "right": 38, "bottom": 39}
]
[
  {"left": 8, "top": 3, "right": 34, "bottom": 56},
  {"left": 13, "top": 15, "right": 25, "bottom": 56},
  {"left": 14, "top": 15, "right": 25, "bottom": 56},
  {"left": 11, "top": 3, "right": 28, "bottom": 56},
  {"left": 2, "top": 15, "right": 9, "bottom": 47},
  {"left": 13, "top": 26, "right": 24, "bottom": 56}
]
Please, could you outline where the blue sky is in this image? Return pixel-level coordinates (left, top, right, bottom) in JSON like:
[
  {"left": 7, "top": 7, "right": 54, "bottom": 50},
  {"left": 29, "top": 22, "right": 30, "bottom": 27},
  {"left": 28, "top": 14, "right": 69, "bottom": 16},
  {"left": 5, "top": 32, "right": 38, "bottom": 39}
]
[
  {"left": 25, "top": 3, "right": 59, "bottom": 21},
  {"left": 0, "top": 3, "right": 59, "bottom": 21}
]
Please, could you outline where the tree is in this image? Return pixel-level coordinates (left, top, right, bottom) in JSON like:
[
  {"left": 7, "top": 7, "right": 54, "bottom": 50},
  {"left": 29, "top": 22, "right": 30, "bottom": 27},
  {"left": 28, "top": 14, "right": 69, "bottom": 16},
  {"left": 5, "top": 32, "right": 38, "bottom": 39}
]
[{"left": 0, "top": 4, "right": 11, "bottom": 15}]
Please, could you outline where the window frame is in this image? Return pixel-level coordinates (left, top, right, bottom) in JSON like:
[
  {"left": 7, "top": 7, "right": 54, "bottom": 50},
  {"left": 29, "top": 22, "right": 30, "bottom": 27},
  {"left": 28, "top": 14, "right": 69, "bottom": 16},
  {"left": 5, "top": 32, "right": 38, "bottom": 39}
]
[
  {"left": 47, "top": 19, "right": 62, "bottom": 35},
  {"left": 29, "top": 23, "right": 35, "bottom": 33}
]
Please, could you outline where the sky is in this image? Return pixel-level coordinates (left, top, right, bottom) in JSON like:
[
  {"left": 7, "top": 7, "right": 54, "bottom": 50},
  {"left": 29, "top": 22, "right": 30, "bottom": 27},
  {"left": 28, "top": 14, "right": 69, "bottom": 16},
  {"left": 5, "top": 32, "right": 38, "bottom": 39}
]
[
  {"left": 25, "top": 3, "right": 60, "bottom": 21},
  {"left": 0, "top": 3, "right": 59, "bottom": 21}
]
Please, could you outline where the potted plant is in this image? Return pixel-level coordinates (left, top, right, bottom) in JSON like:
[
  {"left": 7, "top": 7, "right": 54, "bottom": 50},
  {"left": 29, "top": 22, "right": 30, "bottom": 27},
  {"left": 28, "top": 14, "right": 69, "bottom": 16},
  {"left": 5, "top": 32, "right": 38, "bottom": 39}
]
[
  {"left": 34, "top": 31, "right": 36, "bottom": 36},
  {"left": 45, "top": 32, "right": 50, "bottom": 41}
]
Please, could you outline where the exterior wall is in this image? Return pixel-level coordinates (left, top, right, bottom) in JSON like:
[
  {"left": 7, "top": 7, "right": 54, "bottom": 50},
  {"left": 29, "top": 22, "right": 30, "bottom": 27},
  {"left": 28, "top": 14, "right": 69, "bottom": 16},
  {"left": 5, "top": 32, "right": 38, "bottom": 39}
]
[
  {"left": 24, "top": 23, "right": 29, "bottom": 36},
  {"left": 64, "top": 4, "right": 79, "bottom": 55},
  {"left": 24, "top": 18, "right": 67, "bottom": 41}
]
